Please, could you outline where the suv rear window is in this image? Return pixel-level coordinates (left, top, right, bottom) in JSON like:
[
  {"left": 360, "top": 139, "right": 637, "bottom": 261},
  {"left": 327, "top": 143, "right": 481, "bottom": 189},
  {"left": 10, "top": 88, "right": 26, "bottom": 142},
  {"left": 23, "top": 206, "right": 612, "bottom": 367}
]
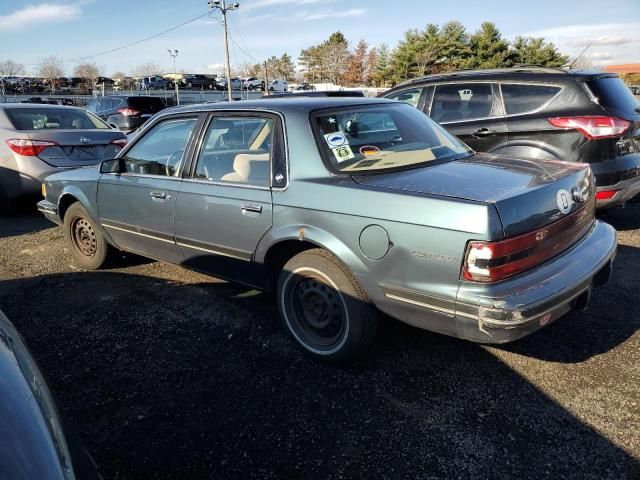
[
  {"left": 127, "top": 97, "right": 165, "bottom": 113},
  {"left": 586, "top": 77, "right": 640, "bottom": 114},
  {"left": 501, "top": 84, "right": 561, "bottom": 115}
]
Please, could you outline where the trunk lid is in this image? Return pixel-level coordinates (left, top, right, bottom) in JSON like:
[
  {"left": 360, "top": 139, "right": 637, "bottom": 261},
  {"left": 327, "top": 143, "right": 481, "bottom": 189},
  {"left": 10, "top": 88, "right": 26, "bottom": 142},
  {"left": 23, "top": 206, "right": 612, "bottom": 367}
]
[
  {"left": 26, "top": 129, "right": 125, "bottom": 167},
  {"left": 352, "top": 153, "right": 595, "bottom": 237}
]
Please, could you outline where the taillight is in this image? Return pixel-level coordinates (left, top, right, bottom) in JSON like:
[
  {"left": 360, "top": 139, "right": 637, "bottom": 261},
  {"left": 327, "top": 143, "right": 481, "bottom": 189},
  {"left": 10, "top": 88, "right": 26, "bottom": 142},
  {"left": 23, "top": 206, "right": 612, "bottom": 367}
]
[
  {"left": 595, "top": 189, "right": 619, "bottom": 200},
  {"left": 116, "top": 107, "right": 140, "bottom": 116},
  {"left": 548, "top": 116, "right": 630, "bottom": 140},
  {"left": 463, "top": 199, "right": 595, "bottom": 282},
  {"left": 111, "top": 138, "right": 127, "bottom": 148},
  {"left": 5, "top": 138, "right": 58, "bottom": 156}
]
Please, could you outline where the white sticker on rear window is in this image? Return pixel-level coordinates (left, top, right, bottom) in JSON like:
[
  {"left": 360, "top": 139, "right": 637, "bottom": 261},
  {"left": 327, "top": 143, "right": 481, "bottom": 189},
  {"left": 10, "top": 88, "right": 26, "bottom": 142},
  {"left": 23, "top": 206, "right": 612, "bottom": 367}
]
[
  {"left": 332, "top": 145, "right": 355, "bottom": 162},
  {"left": 324, "top": 132, "right": 347, "bottom": 147}
]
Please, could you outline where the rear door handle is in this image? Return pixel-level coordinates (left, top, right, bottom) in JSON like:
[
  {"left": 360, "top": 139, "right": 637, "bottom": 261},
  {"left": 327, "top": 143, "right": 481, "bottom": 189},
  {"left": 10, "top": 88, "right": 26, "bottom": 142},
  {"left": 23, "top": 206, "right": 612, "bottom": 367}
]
[
  {"left": 241, "top": 204, "right": 262, "bottom": 214},
  {"left": 472, "top": 128, "right": 497, "bottom": 137},
  {"left": 150, "top": 191, "right": 167, "bottom": 199}
]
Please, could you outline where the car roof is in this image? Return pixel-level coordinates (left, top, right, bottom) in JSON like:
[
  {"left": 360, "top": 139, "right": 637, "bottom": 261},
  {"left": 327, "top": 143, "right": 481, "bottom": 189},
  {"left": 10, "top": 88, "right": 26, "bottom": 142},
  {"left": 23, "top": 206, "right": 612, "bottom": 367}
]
[
  {"left": 162, "top": 96, "right": 397, "bottom": 116},
  {"left": 388, "top": 67, "right": 618, "bottom": 91}
]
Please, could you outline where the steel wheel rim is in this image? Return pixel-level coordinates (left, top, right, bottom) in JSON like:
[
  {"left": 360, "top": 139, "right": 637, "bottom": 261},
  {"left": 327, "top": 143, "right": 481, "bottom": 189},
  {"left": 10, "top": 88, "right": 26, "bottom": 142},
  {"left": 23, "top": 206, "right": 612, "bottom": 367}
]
[
  {"left": 284, "top": 270, "right": 347, "bottom": 351},
  {"left": 71, "top": 216, "right": 97, "bottom": 257}
]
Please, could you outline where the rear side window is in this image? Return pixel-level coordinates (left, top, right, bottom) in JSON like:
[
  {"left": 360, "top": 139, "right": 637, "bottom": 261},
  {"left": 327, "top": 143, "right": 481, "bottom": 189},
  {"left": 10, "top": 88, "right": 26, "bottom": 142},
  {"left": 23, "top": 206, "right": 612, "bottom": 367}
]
[
  {"left": 586, "top": 77, "right": 640, "bottom": 114},
  {"left": 430, "top": 83, "right": 494, "bottom": 123},
  {"left": 501, "top": 84, "right": 561, "bottom": 115},
  {"left": 5, "top": 107, "right": 109, "bottom": 130},
  {"left": 386, "top": 88, "right": 423, "bottom": 107},
  {"left": 127, "top": 97, "right": 165, "bottom": 113}
]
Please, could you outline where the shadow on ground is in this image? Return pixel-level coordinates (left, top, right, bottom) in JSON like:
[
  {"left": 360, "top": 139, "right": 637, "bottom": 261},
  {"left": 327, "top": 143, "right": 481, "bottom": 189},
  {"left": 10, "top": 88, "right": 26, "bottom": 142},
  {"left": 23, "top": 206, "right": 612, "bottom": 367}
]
[{"left": 0, "top": 270, "right": 637, "bottom": 480}]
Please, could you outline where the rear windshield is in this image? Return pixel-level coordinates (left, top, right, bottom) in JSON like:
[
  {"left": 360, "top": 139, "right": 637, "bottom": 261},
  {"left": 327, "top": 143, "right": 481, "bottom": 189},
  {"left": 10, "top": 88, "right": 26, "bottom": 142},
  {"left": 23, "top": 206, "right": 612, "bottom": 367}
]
[
  {"left": 311, "top": 103, "right": 471, "bottom": 173},
  {"left": 586, "top": 77, "right": 640, "bottom": 114},
  {"left": 5, "top": 107, "right": 109, "bottom": 130},
  {"left": 127, "top": 97, "right": 165, "bottom": 112}
]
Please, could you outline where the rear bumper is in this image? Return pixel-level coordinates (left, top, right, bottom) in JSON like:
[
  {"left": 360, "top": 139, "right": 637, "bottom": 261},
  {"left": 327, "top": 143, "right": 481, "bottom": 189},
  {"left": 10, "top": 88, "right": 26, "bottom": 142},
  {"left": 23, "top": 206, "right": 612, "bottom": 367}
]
[
  {"left": 591, "top": 154, "right": 640, "bottom": 208},
  {"left": 0, "top": 154, "right": 58, "bottom": 199},
  {"left": 595, "top": 174, "right": 640, "bottom": 208},
  {"left": 374, "top": 220, "right": 617, "bottom": 344}
]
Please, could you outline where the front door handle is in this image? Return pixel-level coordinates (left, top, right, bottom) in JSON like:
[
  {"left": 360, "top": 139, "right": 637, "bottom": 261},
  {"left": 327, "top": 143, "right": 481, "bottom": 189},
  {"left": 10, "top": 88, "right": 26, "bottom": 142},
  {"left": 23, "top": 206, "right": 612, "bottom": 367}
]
[
  {"left": 150, "top": 191, "right": 167, "bottom": 199},
  {"left": 472, "top": 128, "right": 497, "bottom": 138},
  {"left": 241, "top": 204, "right": 262, "bottom": 214}
]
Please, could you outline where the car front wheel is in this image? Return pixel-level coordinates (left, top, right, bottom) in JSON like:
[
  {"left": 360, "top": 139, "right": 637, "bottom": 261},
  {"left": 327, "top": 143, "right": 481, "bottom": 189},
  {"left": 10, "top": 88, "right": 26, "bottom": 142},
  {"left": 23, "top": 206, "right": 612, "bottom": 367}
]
[
  {"left": 277, "top": 248, "right": 378, "bottom": 363},
  {"left": 63, "top": 202, "right": 110, "bottom": 270}
]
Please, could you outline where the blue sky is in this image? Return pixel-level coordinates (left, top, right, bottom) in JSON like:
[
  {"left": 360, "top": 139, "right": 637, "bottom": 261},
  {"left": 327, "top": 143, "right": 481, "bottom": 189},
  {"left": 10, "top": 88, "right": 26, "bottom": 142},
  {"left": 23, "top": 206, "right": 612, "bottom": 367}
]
[{"left": 1, "top": 0, "right": 638, "bottom": 76}]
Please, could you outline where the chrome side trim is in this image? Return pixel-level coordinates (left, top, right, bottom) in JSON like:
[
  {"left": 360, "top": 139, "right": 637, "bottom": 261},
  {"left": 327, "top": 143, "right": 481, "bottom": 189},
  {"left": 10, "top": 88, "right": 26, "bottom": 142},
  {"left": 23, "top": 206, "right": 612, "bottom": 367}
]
[
  {"left": 175, "top": 238, "right": 251, "bottom": 261},
  {"left": 102, "top": 223, "right": 175, "bottom": 244},
  {"left": 384, "top": 293, "right": 456, "bottom": 318},
  {"left": 37, "top": 205, "right": 58, "bottom": 215}
]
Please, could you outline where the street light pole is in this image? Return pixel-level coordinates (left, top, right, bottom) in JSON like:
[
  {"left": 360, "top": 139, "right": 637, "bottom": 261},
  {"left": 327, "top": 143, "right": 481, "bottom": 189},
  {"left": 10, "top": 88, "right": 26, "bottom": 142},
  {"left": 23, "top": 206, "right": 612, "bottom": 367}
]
[
  {"left": 209, "top": 0, "right": 239, "bottom": 102},
  {"left": 167, "top": 49, "right": 180, "bottom": 105}
]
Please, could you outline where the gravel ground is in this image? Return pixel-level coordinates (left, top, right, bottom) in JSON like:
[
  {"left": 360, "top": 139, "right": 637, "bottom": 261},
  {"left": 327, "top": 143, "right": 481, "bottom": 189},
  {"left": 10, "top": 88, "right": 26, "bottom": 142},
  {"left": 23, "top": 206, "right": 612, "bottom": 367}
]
[{"left": 0, "top": 204, "right": 638, "bottom": 479}]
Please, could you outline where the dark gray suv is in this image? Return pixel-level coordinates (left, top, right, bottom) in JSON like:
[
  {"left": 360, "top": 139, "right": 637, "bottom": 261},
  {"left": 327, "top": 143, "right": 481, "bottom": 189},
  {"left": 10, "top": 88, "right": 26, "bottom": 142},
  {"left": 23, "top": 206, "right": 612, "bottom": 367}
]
[{"left": 383, "top": 67, "right": 640, "bottom": 209}]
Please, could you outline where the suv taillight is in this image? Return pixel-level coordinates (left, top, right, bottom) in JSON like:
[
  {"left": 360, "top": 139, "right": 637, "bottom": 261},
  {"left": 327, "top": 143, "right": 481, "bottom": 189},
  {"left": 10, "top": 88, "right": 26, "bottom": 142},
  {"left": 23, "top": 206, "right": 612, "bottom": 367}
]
[
  {"left": 5, "top": 138, "right": 58, "bottom": 156},
  {"left": 463, "top": 199, "right": 595, "bottom": 282},
  {"left": 111, "top": 138, "right": 127, "bottom": 148},
  {"left": 116, "top": 107, "right": 140, "bottom": 116},
  {"left": 548, "top": 116, "right": 630, "bottom": 140}
]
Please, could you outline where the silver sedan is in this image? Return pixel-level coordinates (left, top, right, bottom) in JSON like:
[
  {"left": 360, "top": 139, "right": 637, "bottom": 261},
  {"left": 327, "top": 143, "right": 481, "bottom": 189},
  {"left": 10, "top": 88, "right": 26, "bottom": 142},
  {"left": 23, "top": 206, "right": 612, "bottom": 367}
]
[{"left": 0, "top": 103, "right": 126, "bottom": 209}]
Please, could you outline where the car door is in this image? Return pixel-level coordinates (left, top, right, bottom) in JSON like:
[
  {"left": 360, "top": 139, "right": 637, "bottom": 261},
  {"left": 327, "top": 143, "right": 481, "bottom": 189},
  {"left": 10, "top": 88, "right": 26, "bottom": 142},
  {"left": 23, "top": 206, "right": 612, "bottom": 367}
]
[
  {"left": 427, "top": 82, "right": 508, "bottom": 152},
  {"left": 174, "top": 113, "right": 280, "bottom": 286},
  {"left": 97, "top": 114, "right": 201, "bottom": 262}
]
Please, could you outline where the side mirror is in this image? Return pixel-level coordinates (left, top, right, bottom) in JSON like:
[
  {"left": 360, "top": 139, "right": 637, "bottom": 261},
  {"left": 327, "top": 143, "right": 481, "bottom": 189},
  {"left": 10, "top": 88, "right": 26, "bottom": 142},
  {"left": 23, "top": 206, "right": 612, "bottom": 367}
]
[{"left": 99, "top": 158, "right": 123, "bottom": 174}]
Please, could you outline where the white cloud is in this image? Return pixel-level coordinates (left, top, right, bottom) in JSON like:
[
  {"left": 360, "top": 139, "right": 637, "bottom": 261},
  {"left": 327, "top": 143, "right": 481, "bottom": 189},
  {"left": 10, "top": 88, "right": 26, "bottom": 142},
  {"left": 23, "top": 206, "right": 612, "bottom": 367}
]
[
  {"left": 590, "top": 52, "right": 613, "bottom": 60},
  {"left": 568, "top": 36, "right": 633, "bottom": 48},
  {"left": 296, "top": 8, "right": 366, "bottom": 21},
  {"left": 0, "top": 3, "right": 81, "bottom": 31}
]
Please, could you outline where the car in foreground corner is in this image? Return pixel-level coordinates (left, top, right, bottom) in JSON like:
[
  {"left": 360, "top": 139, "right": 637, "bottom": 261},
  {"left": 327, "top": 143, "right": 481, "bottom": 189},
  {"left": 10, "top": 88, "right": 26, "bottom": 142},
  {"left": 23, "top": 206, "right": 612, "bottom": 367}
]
[
  {"left": 0, "top": 309, "right": 101, "bottom": 479},
  {"left": 38, "top": 97, "right": 617, "bottom": 362},
  {"left": 0, "top": 103, "right": 126, "bottom": 209}
]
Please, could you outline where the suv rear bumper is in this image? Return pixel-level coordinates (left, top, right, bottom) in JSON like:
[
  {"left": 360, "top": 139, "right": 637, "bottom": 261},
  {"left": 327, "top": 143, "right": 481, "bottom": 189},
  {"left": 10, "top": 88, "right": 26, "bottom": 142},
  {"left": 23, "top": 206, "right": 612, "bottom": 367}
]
[
  {"left": 595, "top": 175, "right": 640, "bottom": 208},
  {"left": 374, "top": 220, "right": 617, "bottom": 344},
  {"left": 591, "top": 155, "right": 640, "bottom": 208}
]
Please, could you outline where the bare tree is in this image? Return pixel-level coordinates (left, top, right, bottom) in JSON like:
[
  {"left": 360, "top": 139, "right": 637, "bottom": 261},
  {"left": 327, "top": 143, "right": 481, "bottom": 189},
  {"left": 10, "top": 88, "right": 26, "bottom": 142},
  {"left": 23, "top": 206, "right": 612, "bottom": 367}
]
[
  {"left": 73, "top": 61, "right": 102, "bottom": 93},
  {"left": 130, "top": 62, "right": 161, "bottom": 78},
  {"left": 0, "top": 60, "right": 26, "bottom": 77},
  {"left": 38, "top": 56, "right": 65, "bottom": 94}
]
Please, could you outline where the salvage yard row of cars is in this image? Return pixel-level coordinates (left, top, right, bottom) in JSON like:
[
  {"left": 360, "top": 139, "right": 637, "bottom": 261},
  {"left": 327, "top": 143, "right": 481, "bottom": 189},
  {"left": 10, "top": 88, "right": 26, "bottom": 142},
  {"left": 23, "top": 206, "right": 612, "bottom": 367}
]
[{"left": 1, "top": 66, "right": 638, "bottom": 362}]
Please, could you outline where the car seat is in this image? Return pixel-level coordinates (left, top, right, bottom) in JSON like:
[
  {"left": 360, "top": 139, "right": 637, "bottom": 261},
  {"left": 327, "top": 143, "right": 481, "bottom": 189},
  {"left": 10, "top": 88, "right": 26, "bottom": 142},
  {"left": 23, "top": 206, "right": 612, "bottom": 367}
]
[{"left": 221, "top": 153, "right": 269, "bottom": 184}]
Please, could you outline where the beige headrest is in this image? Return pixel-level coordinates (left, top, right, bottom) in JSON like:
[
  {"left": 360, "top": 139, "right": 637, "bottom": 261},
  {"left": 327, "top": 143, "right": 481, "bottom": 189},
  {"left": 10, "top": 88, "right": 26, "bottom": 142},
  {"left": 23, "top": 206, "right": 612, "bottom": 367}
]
[{"left": 221, "top": 153, "right": 270, "bottom": 183}]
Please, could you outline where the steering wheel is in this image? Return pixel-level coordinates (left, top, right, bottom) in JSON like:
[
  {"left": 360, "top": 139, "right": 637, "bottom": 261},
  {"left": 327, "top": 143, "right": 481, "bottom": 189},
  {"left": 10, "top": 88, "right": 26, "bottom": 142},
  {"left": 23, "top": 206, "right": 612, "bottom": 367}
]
[{"left": 166, "top": 149, "right": 184, "bottom": 176}]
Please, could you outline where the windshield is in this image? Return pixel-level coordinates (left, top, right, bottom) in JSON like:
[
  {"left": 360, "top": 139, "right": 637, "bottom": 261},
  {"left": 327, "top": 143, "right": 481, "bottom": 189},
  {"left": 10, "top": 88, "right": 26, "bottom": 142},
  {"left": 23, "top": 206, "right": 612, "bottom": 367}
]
[
  {"left": 6, "top": 107, "right": 109, "bottom": 130},
  {"left": 311, "top": 103, "right": 472, "bottom": 173}
]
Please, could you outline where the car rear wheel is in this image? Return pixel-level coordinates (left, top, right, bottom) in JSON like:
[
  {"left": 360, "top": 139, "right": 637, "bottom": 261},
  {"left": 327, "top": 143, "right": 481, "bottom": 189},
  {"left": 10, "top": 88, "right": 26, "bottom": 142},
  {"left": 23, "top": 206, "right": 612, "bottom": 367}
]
[
  {"left": 277, "top": 248, "right": 378, "bottom": 363},
  {"left": 63, "top": 203, "right": 110, "bottom": 270}
]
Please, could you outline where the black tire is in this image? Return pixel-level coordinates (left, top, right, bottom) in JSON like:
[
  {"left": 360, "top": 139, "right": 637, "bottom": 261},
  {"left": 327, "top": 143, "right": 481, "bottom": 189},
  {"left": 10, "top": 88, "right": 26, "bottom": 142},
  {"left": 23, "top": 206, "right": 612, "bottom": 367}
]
[
  {"left": 63, "top": 202, "right": 110, "bottom": 270},
  {"left": 248, "top": 84, "right": 254, "bottom": 91},
  {"left": 277, "top": 248, "right": 378, "bottom": 363}
]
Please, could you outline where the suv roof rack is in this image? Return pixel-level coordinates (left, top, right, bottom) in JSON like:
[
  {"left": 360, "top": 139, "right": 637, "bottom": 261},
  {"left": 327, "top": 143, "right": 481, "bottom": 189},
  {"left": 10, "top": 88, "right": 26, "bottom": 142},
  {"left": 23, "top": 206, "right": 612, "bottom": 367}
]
[{"left": 261, "top": 91, "right": 365, "bottom": 99}]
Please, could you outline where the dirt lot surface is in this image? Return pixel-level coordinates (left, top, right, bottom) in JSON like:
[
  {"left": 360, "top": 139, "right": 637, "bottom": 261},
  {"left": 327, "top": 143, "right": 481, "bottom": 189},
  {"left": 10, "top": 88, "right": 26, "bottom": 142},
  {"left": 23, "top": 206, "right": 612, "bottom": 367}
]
[{"left": 0, "top": 205, "right": 639, "bottom": 479}]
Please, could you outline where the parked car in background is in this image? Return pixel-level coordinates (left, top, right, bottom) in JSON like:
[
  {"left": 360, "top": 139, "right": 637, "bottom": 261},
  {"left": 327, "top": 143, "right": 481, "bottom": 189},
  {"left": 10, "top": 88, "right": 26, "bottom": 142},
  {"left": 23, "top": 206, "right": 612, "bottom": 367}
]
[
  {"left": 85, "top": 95, "right": 166, "bottom": 133},
  {"left": 180, "top": 74, "right": 217, "bottom": 90},
  {"left": 0, "top": 310, "right": 101, "bottom": 479},
  {"left": 382, "top": 67, "right": 640, "bottom": 209},
  {"left": 38, "top": 97, "right": 616, "bottom": 362},
  {"left": 141, "top": 75, "right": 173, "bottom": 90},
  {"left": 216, "top": 77, "right": 242, "bottom": 91},
  {"left": 0, "top": 103, "right": 126, "bottom": 209},
  {"left": 295, "top": 82, "right": 315, "bottom": 91},
  {"left": 269, "top": 79, "right": 288, "bottom": 92},
  {"left": 242, "top": 77, "right": 265, "bottom": 91}
]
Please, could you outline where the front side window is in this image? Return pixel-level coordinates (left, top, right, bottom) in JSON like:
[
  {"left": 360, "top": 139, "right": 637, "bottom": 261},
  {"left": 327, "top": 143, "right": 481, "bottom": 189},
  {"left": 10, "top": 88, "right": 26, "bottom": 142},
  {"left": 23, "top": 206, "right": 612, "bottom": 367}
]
[
  {"left": 6, "top": 107, "right": 109, "bottom": 130},
  {"left": 501, "top": 83, "right": 562, "bottom": 115},
  {"left": 312, "top": 103, "right": 471, "bottom": 173},
  {"left": 385, "top": 88, "right": 423, "bottom": 107},
  {"left": 430, "top": 83, "right": 494, "bottom": 123},
  {"left": 120, "top": 117, "right": 197, "bottom": 176},
  {"left": 193, "top": 116, "right": 274, "bottom": 186}
]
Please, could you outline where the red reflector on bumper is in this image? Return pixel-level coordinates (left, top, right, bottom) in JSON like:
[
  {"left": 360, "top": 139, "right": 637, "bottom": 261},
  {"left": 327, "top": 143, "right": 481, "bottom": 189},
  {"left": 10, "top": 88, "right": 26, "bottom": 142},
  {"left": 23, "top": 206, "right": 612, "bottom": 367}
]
[{"left": 595, "top": 190, "right": 619, "bottom": 200}]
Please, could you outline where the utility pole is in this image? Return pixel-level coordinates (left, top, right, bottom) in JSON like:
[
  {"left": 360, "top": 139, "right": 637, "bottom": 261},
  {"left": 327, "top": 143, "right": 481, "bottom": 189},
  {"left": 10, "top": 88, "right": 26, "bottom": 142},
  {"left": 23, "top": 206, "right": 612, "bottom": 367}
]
[
  {"left": 209, "top": 0, "right": 239, "bottom": 102},
  {"left": 167, "top": 49, "right": 180, "bottom": 105}
]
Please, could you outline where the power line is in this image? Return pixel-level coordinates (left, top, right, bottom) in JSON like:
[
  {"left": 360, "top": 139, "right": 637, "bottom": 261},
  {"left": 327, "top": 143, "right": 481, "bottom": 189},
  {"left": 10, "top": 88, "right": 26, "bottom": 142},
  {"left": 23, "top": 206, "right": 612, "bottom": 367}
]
[{"left": 24, "top": 12, "right": 211, "bottom": 66}]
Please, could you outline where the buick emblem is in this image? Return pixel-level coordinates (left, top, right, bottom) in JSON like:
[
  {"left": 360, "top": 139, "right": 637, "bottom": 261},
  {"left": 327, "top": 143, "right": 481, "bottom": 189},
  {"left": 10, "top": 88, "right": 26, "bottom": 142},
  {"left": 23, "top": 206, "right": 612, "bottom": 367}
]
[
  {"left": 79, "top": 136, "right": 91, "bottom": 144},
  {"left": 556, "top": 189, "right": 573, "bottom": 214}
]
